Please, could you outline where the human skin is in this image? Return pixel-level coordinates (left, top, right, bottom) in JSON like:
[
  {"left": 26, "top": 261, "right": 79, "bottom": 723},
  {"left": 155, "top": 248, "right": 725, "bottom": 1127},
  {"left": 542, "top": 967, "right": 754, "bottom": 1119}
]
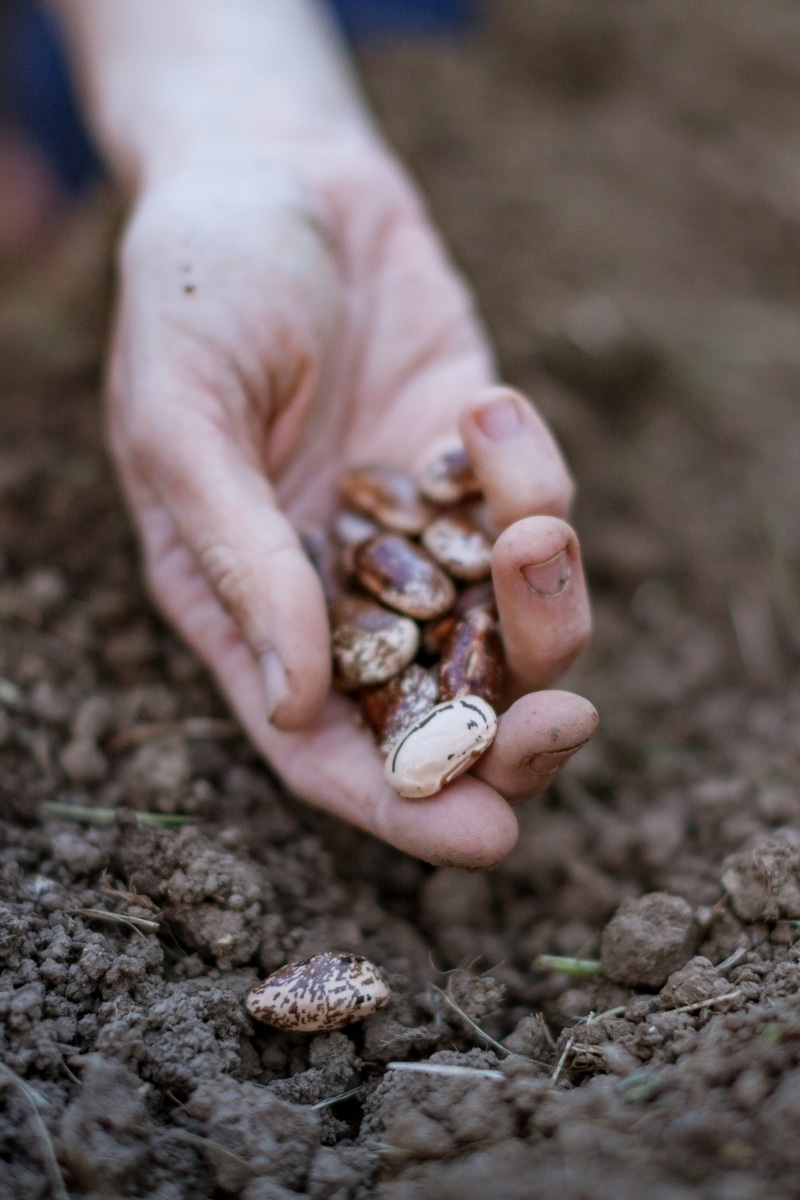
[{"left": 51, "top": 0, "right": 595, "bottom": 867}]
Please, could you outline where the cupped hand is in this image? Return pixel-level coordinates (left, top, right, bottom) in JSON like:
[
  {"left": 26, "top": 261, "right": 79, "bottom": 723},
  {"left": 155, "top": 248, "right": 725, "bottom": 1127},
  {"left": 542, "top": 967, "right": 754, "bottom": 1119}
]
[{"left": 108, "top": 137, "right": 595, "bottom": 867}]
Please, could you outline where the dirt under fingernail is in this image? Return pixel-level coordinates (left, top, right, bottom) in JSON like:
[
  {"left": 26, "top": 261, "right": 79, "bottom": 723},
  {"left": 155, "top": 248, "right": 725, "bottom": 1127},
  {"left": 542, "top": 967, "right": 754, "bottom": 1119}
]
[{"left": 521, "top": 549, "right": 571, "bottom": 597}]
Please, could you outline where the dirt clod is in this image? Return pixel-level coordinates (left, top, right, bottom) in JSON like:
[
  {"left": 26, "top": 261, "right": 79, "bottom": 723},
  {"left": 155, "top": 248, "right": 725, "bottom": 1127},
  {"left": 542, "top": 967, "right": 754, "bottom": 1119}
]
[
  {"left": 601, "top": 892, "right": 697, "bottom": 988},
  {"left": 60, "top": 1055, "right": 153, "bottom": 1194},
  {"left": 722, "top": 831, "right": 800, "bottom": 922}
]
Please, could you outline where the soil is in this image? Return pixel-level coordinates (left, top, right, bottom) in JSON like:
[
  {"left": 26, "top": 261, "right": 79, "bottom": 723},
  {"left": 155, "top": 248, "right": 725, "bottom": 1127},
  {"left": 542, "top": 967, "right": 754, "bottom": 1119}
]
[{"left": 3, "top": 1, "right": 800, "bottom": 1196}]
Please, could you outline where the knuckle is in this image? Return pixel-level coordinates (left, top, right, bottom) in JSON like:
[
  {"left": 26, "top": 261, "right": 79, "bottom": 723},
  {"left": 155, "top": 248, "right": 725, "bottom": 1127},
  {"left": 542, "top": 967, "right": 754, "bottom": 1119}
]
[
  {"left": 126, "top": 422, "right": 165, "bottom": 482},
  {"left": 539, "top": 468, "right": 575, "bottom": 519},
  {"left": 128, "top": 420, "right": 192, "bottom": 494},
  {"left": 195, "top": 540, "right": 259, "bottom": 634},
  {"left": 557, "top": 473, "right": 576, "bottom": 515}
]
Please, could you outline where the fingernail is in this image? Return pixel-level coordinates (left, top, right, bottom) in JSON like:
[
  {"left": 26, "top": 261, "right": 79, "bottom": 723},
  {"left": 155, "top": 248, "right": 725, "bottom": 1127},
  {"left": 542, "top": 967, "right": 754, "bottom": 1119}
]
[
  {"left": 527, "top": 740, "right": 591, "bottom": 778},
  {"left": 473, "top": 396, "right": 524, "bottom": 440},
  {"left": 261, "top": 649, "right": 289, "bottom": 721},
  {"left": 521, "top": 548, "right": 570, "bottom": 596}
]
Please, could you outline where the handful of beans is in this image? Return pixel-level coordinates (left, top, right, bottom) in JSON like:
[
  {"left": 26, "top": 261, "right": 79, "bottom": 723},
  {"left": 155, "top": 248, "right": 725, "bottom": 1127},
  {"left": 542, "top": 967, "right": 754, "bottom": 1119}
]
[{"left": 302, "top": 450, "right": 504, "bottom": 798}]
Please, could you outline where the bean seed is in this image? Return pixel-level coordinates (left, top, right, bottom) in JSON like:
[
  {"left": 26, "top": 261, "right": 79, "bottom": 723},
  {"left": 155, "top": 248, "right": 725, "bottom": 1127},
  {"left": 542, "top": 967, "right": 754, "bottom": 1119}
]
[
  {"left": 422, "top": 612, "right": 458, "bottom": 657},
  {"left": 339, "top": 465, "right": 432, "bottom": 535},
  {"left": 354, "top": 533, "right": 456, "bottom": 620},
  {"left": 439, "top": 608, "right": 504, "bottom": 705},
  {"left": 418, "top": 447, "right": 481, "bottom": 504},
  {"left": 421, "top": 512, "right": 493, "bottom": 582},
  {"left": 456, "top": 580, "right": 498, "bottom": 616},
  {"left": 331, "top": 595, "right": 420, "bottom": 687},
  {"left": 332, "top": 508, "right": 380, "bottom": 549},
  {"left": 360, "top": 663, "right": 439, "bottom": 753},
  {"left": 247, "top": 951, "right": 391, "bottom": 1032},
  {"left": 385, "top": 695, "right": 498, "bottom": 798},
  {"left": 422, "top": 582, "right": 497, "bottom": 656}
]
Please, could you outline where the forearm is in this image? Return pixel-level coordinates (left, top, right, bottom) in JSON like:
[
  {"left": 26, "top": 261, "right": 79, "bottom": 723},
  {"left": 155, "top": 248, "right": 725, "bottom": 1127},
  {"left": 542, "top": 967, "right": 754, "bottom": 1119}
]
[{"left": 50, "top": 0, "right": 376, "bottom": 190}]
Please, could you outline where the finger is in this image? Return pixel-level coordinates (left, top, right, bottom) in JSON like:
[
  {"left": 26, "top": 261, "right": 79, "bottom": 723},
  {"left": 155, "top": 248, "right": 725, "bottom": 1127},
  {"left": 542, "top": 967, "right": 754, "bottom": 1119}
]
[
  {"left": 492, "top": 514, "right": 591, "bottom": 692},
  {"left": 275, "top": 722, "right": 520, "bottom": 870},
  {"left": 473, "top": 690, "right": 599, "bottom": 803},
  {"left": 140, "top": 521, "right": 519, "bottom": 868},
  {"left": 458, "top": 385, "right": 575, "bottom": 531},
  {"left": 134, "top": 423, "right": 331, "bottom": 731}
]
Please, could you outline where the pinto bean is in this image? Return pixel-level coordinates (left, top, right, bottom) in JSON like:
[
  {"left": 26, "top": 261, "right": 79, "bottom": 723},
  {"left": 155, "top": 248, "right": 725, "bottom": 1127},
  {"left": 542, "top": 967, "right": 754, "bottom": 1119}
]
[
  {"left": 438, "top": 608, "right": 504, "bottom": 705},
  {"left": 353, "top": 533, "right": 456, "bottom": 621},
  {"left": 330, "top": 595, "right": 420, "bottom": 687},
  {"left": 339, "top": 465, "right": 433, "bottom": 535},
  {"left": 421, "top": 512, "right": 493, "bottom": 582},
  {"left": 359, "top": 663, "right": 439, "bottom": 753},
  {"left": 247, "top": 952, "right": 390, "bottom": 1032},
  {"left": 418, "top": 446, "right": 481, "bottom": 504}
]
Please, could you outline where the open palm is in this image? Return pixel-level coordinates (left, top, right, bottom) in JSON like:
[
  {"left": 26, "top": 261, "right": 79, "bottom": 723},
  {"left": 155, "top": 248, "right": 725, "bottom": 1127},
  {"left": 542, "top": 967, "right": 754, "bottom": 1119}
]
[{"left": 107, "top": 141, "right": 595, "bottom": 867}]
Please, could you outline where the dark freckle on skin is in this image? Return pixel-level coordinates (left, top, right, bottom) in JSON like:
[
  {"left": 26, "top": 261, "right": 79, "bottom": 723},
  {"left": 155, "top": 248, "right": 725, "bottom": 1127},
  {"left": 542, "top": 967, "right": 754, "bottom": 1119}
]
[
  {"left": 550, "top": 726, "right": 560, "bottom": 743},
  {"left": 183, "top": 283, "right": 196, "bottom": 295}
]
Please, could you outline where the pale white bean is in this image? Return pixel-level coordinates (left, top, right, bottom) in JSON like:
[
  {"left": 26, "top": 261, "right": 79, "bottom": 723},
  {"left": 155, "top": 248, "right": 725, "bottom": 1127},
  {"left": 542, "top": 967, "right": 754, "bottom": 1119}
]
[{"left": 385, "top": 695, "right": 498, "bottom": 798}]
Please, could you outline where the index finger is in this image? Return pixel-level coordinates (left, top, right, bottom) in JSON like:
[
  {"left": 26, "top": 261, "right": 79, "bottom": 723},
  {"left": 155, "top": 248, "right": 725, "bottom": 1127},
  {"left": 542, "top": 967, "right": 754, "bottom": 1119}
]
[{"left": 459, "top": 385, "right": 575, "bottom": 531}]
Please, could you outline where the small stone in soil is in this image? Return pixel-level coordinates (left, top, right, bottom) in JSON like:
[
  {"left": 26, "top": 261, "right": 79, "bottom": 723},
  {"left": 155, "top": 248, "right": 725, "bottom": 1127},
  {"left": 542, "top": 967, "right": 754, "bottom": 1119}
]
[{"left": 601, "top": 891, "right": 696, "bottom": 988}]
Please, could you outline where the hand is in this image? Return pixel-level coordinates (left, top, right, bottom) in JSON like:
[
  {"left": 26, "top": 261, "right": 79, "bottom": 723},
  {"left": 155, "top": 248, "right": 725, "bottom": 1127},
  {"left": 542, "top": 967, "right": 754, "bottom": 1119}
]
[{"left": 108, "top": 136, "right": 595, "bottom": 867}]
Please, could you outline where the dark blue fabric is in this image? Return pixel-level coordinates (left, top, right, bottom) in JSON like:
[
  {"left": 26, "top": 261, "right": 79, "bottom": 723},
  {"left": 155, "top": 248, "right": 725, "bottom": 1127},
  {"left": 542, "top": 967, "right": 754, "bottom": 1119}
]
[
  {"left": 333, "top": 0, "right": 479, "bottom": 37},
  {"left": 0, "top": 0, "right": 479, "bottom": 193},
  {"left": 2, "top": 0, "right": 102, "bottom": 193}
]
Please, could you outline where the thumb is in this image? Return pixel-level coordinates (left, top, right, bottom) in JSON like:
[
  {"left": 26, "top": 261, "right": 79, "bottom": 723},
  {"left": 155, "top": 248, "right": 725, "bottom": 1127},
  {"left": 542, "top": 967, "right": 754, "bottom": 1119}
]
[{"left": 131, "top": 412, "right": 331, "bottom": 731}]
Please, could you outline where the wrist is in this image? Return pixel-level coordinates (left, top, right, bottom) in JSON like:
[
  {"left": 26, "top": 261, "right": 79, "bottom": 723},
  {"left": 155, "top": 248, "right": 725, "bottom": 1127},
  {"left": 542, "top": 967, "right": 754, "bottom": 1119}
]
[
  {"left": 120, "top": 122, "right": 399, "bottom": 228},
  {"left": 51, "top": 0, "right": 378, "bottom": 192},
  {"left": 121, "top": 103, "right": 380, "bottom": 198}
]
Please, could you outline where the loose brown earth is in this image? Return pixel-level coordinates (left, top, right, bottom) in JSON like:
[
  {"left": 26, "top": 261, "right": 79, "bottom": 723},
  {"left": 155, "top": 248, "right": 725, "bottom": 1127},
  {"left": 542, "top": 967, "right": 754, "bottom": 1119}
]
[{"left": 3, "top": 1, "right": 800, "bottom": 1196}]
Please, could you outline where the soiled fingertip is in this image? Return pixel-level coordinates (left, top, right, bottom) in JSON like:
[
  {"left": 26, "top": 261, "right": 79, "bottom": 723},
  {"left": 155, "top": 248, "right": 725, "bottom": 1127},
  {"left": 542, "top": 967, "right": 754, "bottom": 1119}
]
[
  {"left": 459, "top": 386, "right": 574, "bottom": 528},
  {"left": 263, "top": 647, "right": 331, "bottom": 732},
  {"left": 417, "top": 799, "right": 519, "bottom": 870},
  {"left": 492, "top": 515, "right": 577, "bottom": 576},
  {"left": 376, "top": 775, "right": 519, "bottom": 869},
  {"left": 491, "top": 517, "right": 591, "bottom": 692},
  {"left": 474, "top": 691, "right": 599, "bottom": 802}
]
